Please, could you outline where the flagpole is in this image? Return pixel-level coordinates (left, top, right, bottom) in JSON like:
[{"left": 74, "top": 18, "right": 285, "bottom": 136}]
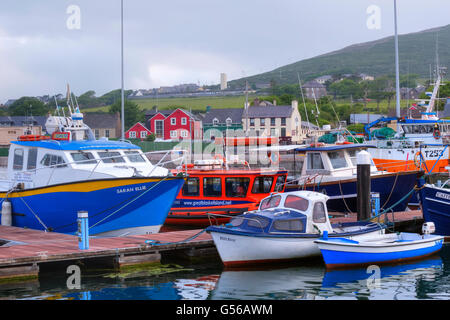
[{"left": 120, "top": 0, "right": 125, "bottom": 140}]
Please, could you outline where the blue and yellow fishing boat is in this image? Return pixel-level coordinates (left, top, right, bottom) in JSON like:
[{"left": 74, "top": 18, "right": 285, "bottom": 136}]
[{"left": 0, "top": 100, "right": 185, "bottom": 236}]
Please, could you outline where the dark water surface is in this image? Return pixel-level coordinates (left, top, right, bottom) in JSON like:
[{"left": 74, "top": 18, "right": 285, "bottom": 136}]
[{"left": 1, "top": 245, "right": 450, "bottom": 300}]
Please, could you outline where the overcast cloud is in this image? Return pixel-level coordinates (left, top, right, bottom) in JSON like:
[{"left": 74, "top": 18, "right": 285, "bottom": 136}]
[{"left": 0, "top": 0, "right": 449, "bottom": 102}]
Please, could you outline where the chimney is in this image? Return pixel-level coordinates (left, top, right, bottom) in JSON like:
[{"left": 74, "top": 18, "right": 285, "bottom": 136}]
[{"left": 291, "top": 100, "right": 298, "bottom": 110}]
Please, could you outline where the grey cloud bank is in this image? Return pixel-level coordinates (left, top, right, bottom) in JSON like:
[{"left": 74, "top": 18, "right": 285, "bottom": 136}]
[{"left": 0, "top": 0, "right": 449, "bottom": 103}]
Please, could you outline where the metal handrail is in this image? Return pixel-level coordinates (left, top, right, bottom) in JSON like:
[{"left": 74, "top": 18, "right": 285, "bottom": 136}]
[{"left": 4, "top": 148, "right": 188, "bottom": 187}]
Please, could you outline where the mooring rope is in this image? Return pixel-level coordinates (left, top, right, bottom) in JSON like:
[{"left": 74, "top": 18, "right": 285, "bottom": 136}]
[{"left": 144, "top": 229, "right": 207, "bottom": 246}]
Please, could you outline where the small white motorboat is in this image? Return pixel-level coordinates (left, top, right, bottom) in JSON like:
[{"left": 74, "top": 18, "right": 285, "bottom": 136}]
[{"left": 206, "top": 191, "right": 385, "bottom": 268}]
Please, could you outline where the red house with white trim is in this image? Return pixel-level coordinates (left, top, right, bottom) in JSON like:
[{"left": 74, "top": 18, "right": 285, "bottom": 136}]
[
  {"left": 125, "top": 122, "right": 152, "bottom": 140},
  {"left": 145, "top": 108, "right": 202, "bottom": 140}
]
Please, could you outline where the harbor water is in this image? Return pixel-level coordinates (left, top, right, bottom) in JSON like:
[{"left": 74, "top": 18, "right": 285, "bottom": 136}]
[{"left": 1, "top": 245, "right": 449, "bottom": 300}]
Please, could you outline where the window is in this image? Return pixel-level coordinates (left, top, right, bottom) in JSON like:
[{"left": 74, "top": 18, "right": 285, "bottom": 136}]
[
  {"left": 182, "top": 177, "right": 200, "bottom": 196},
  {"left": 348, "top": 149, "right": 357, "bottom": 166},
  {"left": 71, "top": 152, "right": 96, "bottom": 164},
  {"left": 273, "top": 219, "right": 304, "bottom": 232},
  {"left": 170, "top": 130, "right": 177, "bottom": 138},
  {"left": 270, "top": 128, "right": 277, "bottom": 136},
  {"left": 281, "top": 127, "right": 286, "bottom": 137},
  {"left": 281, "top": 118, "right": 286, "bottom": 126},
  {"left": 271, "top": 118, "right": 276, "bottom": 126},
  {"left": 181, "top": 130, "right": 188, "bottom": 138},
  {"left": 225, "top": 177, "right": 250, "bottom": 198},
  {"left": 247, "top": 216, "right": 270, "bottom": 229},
  {"left": 129, "top": 131, "right": 136, "bottom": 138},
  {"left": 125, "top": 151, "right": 146, "bottom": 163},
  {"left": 95, "top": 129, "right": 100, "bottom": 139},
  {"left": 171, "top": 118, "right": 176, "bottom": 125},
  {"left": 274, "top": 175, "right": 286, "bottom": 192},
  {"left": 307, "top": 153, "right": 324, "bottom": 170},
  {"left": 155, "top": 120, "right": 164, "bottom": 138},
  {"left": 181, "top": 117, "right": 187, "bottom": 125},
  {"left": 313, "top": 202, "right": 327, "bottom": 223},
  {"left": 260, "top": 195, "right": 281, "bottom": 209},
  {"left": 226, "top": 118, "right": 232, "bottom": 126},
  {"left": 203, "top": 177, "right": 222, "bottom": 197},
  {"left": 105, "top": 130, "right": 110, "bottom": 138},
  {"left": 328, "top": 151, "right": 347, "bottom": 169},
  {"left": 250, "top": 118, "right": 255, "bottom": 127},
  {"left": 284, "top": 195, "right": 309, "bottom": 212},
  {"left": 13, "top": 149, "right": 24, "bottom": 171},
  {"left": 212, "top": 118, "right": 219, "bottom": 126},
  {"left": 230, "top": 217, "right": 244, "bottom": 227},
  {"left": 98, "top": 151, "right": 125, "bottom": 163},
  {"left": 260, "top": 118, "right": 266, "bottom": 126},
  {"left": 252, "top": 176, "right": 273, "bottom": 194},
  {"left": 140, "top": 131, "right": 148, "bottom": 139},
  {"left": 40, "top": 154, "right": 67, "bottom": 168},
  {"left": 27, "top": 148, "right": 38, "bottom": 170}
]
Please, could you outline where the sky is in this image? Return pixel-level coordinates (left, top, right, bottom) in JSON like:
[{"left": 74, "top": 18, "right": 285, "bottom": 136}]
[{"left": 0, "top": 0, "right": 450, "bottom": 103}]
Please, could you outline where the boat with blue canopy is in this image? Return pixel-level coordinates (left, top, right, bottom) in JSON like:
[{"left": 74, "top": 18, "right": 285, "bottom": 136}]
[{"left": 206, "top": 190, "right": 385, "bottom": 267}]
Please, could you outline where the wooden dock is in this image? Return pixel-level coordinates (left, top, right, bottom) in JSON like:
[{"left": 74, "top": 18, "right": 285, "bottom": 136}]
[
  {"left": 0, "top": 226, "right": 214, "bottom": 281},
  {"left": 0, "top": 209, "right": 428, "bottom": 281}
]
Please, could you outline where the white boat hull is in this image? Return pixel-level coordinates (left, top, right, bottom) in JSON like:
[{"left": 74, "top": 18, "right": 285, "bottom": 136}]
[{"left": 210, "top": 228, "right": 384, "bottom": 267}]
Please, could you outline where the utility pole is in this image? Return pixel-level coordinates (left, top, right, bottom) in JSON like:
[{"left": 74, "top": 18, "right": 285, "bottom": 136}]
[{"left": 120, "top": 0, "right": 125, "bottom": 140}]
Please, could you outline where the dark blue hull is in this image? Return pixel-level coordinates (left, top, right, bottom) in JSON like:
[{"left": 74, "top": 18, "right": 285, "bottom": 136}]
[
  {"left": 285, "top": 171, "right": 419, "bottom": 213},
  {"left": 418, "top": 184, "right": 450, "bottom": 236}
]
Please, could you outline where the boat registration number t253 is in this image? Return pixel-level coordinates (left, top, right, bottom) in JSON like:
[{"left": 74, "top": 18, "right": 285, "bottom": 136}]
[{"left": 423, "top": 149, "right": 444, "bottom": 158}]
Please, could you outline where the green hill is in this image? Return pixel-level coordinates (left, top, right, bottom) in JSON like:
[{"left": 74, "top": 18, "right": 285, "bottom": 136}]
[{"left": 230, "top": 24, "right": 450, "bottom": 87}]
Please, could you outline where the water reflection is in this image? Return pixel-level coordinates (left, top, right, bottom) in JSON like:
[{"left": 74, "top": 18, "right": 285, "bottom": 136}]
[{"left": 1, "top": 246, "right": 449, "bottom": 300}]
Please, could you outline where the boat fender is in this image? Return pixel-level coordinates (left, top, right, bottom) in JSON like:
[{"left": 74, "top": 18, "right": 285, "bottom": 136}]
[
  {"left": 422, "top": 222, "right": 436, "bottom": 235},
  {"left": 322, "top": 230, "right": 328, "bottom": 240},
  {"left": 1, "top": 200, "right": 12, "bottom": 226}
]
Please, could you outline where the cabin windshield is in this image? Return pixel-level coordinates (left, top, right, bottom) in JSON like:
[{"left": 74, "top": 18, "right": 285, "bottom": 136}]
[
  {"left": 284, "top": 195, "right": 309, "bottom": 212},
  {"left": 312, "top": 202, "right": 327, "bottom": 223},
  {"left": 98, "top": 151, "right": 125, "bottom": 163},
  {"left": 71, "top": 152, "right": 97, "bottom": 164},
  {"left": 274, "top": 175, "right": 286, "bottom": 192},
  {"left": 272, "top": 219, "right": 304, "bottom": 232},
  {"left": 125, "top": 151, "right": 146, "bottom": 163},
  {"left": 260, "top": 195, "right": 281, "bottom": 209},
  {"left": 328, "top": 151, "right": 347, "bottom": 169},
  {"left": 307, "top": 153, "right": 324, "bottom": 170},
  {"left": 40, "top": 154, "right": 67, "bottom": 168},
  {"left": 226, "top": 177, "right": 250, "bottom": 198},
  {"left": 182, "top": 177, "right": 200, "bottom": 196},
  {"left": 252, "top": 176, "right": 273, "bottom": 193}
]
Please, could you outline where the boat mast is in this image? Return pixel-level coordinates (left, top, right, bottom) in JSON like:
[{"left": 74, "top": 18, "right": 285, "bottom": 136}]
[
  {"left": 120, "top": 0, "right": 125, "bottom": 140},
  {"left": 394, "top": 0, "right": 401, "bottom": 123}
]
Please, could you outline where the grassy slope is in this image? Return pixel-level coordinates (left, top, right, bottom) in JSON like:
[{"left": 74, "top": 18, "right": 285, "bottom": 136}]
[
  {"left": 230, "top": 25, "right": 450, "bottom": 87},
  {"left": 82, "top": 95, "right": 257, "bottom": 113}
]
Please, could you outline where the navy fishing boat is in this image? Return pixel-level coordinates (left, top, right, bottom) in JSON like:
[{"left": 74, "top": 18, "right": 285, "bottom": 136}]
[
  {"left": 282, "top": 144, "right": 420, "bottom": 213},
  {"left": 417, "top": 174, "right": 450, "bottom": 236}
]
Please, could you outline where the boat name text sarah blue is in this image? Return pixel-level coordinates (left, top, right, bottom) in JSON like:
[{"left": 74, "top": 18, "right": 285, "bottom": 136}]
[{"left": 116, "top": 185, "right": 147, "bottom": 194}]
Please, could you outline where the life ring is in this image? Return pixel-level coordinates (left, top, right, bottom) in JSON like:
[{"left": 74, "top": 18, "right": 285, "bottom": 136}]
[
  {"left": 414, "top": 151, "right": 424, "bottom": 168},
  {"left": 433, "top": 129, "right": 441, "bottom": 140},
  {"left": 181, "top": 163, "right": 194, "bottom": 170},
  {"left": 268, "top": 151, "right": 280, "bottom": 165}
]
